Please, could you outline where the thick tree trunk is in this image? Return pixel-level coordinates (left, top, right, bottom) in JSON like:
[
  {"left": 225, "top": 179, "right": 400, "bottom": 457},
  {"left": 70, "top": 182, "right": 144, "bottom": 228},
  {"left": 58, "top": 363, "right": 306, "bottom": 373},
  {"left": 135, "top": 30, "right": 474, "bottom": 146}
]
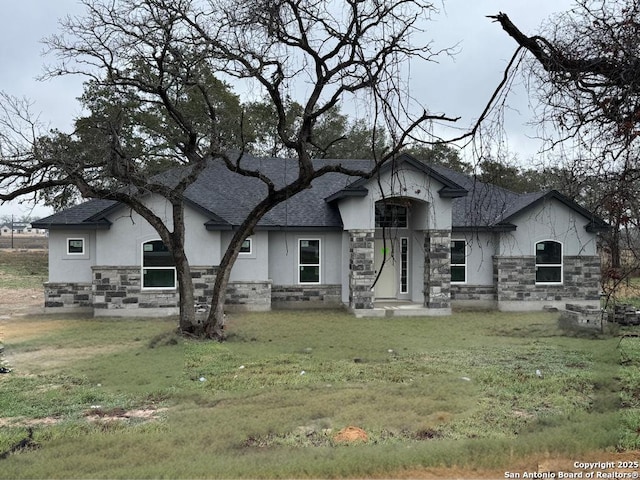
[
  {"left": 168, "top": 201, "right": 197, "bottom": 334},
  {"left": 203, "top": 192, "right": 292, "bottom": 340},
  {"left": 175, "top": 251, "right": 197, "bottom": 333},
  {"left": 201, "top": 161, "right": 378, "bottom": 340},
  {"left": 204, "top": 217, "right": 261, "bottom": 340}
]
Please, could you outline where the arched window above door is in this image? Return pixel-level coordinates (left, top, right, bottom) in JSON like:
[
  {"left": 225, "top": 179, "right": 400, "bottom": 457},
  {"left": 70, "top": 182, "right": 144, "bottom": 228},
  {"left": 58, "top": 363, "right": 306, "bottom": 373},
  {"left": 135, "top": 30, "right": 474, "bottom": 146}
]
[{"left": 375, "top": 202, "right": 408, "bottom": 228}]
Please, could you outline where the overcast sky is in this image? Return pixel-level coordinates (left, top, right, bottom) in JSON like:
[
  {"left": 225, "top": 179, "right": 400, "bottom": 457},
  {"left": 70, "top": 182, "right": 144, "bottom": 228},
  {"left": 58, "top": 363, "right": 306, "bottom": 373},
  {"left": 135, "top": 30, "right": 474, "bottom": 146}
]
[{"left": 0, "top": 0, "right": 574, "bottom": 219}]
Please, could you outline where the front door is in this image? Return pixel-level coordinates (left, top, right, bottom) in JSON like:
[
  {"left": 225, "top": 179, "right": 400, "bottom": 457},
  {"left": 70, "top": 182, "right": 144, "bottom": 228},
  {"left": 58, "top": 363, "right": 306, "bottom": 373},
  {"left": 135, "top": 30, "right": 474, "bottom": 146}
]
[{"left": 374, "top": 238, "right": 398, "bottom": 298}]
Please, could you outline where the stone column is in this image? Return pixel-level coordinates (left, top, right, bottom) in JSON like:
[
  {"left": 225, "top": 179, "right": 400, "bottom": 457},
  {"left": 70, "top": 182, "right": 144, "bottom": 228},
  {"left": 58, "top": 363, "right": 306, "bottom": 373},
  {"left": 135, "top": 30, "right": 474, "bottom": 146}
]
[
  {"left": 424, "top": 229, "right": 451, "bottom": 311},
  {"left": 348, "top": 229, "right": 375, "bottom": 311}
]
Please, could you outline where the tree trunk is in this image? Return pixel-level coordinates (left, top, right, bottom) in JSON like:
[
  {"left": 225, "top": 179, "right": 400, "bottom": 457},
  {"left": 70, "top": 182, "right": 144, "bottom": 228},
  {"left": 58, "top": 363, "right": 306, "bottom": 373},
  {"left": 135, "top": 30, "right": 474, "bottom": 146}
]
[
  {"left": 168, "top": 200, "right": 198, "bottom": 334},
  {"left": 203, "top": 193, "right": 291, "bottom": 340},
  {"left": 204, "top": 218, "right": 259, "bottom": 340},
  {"left": 175, "top": 249, "right": 197, "bottom": 333}
]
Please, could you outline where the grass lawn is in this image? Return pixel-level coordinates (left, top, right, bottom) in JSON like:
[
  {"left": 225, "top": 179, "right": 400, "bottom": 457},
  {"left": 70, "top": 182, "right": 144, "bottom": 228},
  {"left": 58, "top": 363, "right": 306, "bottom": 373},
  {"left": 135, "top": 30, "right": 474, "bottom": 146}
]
[{"left": 0, "top": 309, "right": 636, "bottom": 479}]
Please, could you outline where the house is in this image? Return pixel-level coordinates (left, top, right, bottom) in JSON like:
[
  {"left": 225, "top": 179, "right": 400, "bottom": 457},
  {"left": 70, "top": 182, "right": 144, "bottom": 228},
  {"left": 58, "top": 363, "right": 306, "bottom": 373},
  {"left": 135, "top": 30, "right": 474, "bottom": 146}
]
[
  {"left": 0, "top": 224, "right": 11, "bottom": 235},
  {"left": 32, "top": 153, "right": 608, "bottom": 317}
]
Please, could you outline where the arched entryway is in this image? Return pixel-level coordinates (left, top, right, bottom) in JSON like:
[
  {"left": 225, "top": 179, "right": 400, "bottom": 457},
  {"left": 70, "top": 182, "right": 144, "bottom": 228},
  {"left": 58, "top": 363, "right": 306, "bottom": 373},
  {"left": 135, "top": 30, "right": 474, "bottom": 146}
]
[{"left": 373, "top": 199, "right": 417, "bottom": 301}]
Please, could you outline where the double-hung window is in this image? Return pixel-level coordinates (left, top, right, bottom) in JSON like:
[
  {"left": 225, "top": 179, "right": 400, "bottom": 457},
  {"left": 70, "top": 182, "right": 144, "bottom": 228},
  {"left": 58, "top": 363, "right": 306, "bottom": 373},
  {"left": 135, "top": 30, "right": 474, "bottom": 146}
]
[
  {"left": 142, "top": 240, "right": 176, "bottom": 289},
  {"left": 535, "top": 240, "right": 562, "bottom": 283},
  {"left": 450, "top": 240, "right": 466, "bottom": 283},
  {"left": 298, "top": 239, "right": 320, "bottom": 284}
]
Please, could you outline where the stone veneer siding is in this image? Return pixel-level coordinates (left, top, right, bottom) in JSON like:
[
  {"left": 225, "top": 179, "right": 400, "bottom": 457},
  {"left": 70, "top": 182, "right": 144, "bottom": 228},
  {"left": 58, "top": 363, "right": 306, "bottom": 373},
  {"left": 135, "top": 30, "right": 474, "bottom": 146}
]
[
  {"left": 451, "top": 285, "right": 497, "bottom": 306},
  {"left": 348, "top": 230, "right": 375, "bottom": 310},
  {"left": 494, "top": 255, "right": 601, "bottom": 304},
  {"left": 225, "top": 281, "right": 271, "bottom": 312},
  {"left": 44, "top": 282, "right": 93, "bottom": 309},
  {"left": 92, "top": 266, "right": 272, "bottom": 312},
  {"left": 424, "top": 230, "right": 451, "bottom": 309},
  {"left": 45, "top": 266, "right": 325, "bottom": 313},
  {"left": 271, "top": 284, "right": 342, "bottom": 309}
]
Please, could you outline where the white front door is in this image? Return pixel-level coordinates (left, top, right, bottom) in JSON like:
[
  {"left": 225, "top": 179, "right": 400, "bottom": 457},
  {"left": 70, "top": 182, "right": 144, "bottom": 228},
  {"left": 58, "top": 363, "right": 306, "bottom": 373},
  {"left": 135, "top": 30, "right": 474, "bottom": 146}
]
[{"left": 374, "top": 238, "right": 398, "bottom": 298}]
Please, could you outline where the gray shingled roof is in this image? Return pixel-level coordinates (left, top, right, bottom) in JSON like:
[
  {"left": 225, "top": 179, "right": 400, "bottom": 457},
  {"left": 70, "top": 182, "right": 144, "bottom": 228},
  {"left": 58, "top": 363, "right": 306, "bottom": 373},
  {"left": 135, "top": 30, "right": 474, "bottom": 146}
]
[
  {"left": 32, "top": 198, "right": 117, "bottom": 229},
  {"left": 32, "top": 153, "right": 607, "bottom": 232}
]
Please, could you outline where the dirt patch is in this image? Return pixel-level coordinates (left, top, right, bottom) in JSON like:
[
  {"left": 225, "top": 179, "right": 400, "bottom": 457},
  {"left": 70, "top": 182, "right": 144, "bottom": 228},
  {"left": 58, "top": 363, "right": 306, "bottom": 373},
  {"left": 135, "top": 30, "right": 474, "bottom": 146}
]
[
  {"left": 0, "top": 416, "right": 62, "bottom": 428},
  {"left": 0, "top": 407, "right": 168, "bottom": 429},
  {"left": 0, "top": 288, "right": 43, "bottom": 318},
  {"left": 84, "top": 406, "right": 168, "bottom": 422},
  {"left": 334, "top": 425, "right": 368, "bottom": 443}
]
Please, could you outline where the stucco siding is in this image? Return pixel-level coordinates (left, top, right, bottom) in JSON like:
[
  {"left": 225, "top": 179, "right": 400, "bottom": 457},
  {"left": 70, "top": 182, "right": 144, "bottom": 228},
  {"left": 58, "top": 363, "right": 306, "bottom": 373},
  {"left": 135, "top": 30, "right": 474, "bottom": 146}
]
[
  {"left": 341, "top": 231, "right": 350, "bottom": 304},
  {"left": 338, "top": 166, "right": 453, "bottom": 231},
  {"left": 451, "top": 231, "right": 496, "bottom": 286},
  {"left": 500, "top": 200, "right": 598, "bottom": 257},
  {"left": 95, "top": 196, "right": 221, "bottom": 267},
  {"left": 268, "top": 231, "right": 343, "bottom": 286},
  {"left": 48, "top": 230, "right": 96, "bottom": 283},
  {"left": 222, "top": 231, "right": 270, "bottom": 281}
]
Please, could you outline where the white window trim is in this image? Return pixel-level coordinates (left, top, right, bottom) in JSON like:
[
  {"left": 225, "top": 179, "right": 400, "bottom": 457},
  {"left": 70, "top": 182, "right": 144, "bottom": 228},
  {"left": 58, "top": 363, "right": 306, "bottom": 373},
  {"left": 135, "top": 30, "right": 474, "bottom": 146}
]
[
  {"left": 298, "top": 238, "right": 321, "bottom": 284},
  {"left": 141, "top": 240, "right": 177, "bottom": 290},
  {"left": 66, "top": 237, "right": 85, "bottom": 255},
  {"left": 239, "top": 237, "right": 253, "bottom": 255},
  {"left": 400, "top": 237, "right": 409, "bottom": 294},
  {"left": 535, "top": 239, "right": 563, "bottom": 285},
  {"left": 451, "top": 239, "right": 467, "bottom": 284}
]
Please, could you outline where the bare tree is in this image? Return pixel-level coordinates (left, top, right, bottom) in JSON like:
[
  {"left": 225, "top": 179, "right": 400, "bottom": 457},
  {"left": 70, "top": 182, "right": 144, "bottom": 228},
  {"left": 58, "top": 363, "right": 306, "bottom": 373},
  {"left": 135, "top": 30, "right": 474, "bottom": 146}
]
[
  {"left": 1, "top": 0, "right": 462, "bottom": 339},
  {"left": 489, "top": 1, "right": 640, "bottom": 303}
]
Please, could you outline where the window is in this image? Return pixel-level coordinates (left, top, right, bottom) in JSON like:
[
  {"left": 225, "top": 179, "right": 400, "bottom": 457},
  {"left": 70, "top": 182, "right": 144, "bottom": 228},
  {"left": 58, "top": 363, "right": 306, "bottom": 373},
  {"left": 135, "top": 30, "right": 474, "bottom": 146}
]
[
  {"left": 299, "top": 239, "right": 320, "bottom": 284},
  {"left": 67, "top": 238, "right": 85, "bottom": 255},
  {"left": 142, "top": 240, "right": 176, "bottom": 289},
  {"left": 375, "top": 203, "right": 408, "bottom": 228},
  {"left": 535, "top": 240, "right": 562, "bottom": 283},
  {"left": 400, "top": 238, "right": 409, "bottom": 294},
  {"left": 239, "top": 237, "right": 252, "bottom": 254},
  {"left": 450, "top": 240, "right": 466, "bottom": 283}
]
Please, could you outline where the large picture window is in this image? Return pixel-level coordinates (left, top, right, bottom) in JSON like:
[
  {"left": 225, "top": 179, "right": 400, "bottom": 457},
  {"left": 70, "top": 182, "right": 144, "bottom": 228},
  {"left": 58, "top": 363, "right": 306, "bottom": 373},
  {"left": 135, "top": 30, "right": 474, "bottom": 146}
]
[
  {"left": 142, "top": 240, "right": 176, "bottom": 289},
  {"left": 535, "top": 240, "right": 562, "bottom": 283},
  {"left": 299, "top": 239, "right": 320, "bottom": 284},
  {"left": 451, "top": 240, "right": 466, "bottom": 283}
]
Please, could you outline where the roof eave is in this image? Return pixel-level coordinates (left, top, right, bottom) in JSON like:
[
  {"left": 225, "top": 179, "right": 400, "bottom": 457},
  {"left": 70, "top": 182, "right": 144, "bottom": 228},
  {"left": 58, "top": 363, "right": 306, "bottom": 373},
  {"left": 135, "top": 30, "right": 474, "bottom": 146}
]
[
  {"left": 32, "top": 220, "right": 112, "bottom": 230},
  {"left": 204, "top": 221, "right": 234, "bottom": 231},
  {"left": 502, "top": 190, "right": 609, "bottom": 230},
  {"left": 586, "top": 222, "right": 611, "bottom": 233},
  {"left": 205, "top": 224, "right": 344, "bottom": 232},
  {"left": 439, "top": 187, "right": 468, "bottom": 199},
  {"left": 324, "top": 188, "right": 369, "bottom": 203},
  {"left": 452, "top": 223, "right": 517, "bottom": 233}
]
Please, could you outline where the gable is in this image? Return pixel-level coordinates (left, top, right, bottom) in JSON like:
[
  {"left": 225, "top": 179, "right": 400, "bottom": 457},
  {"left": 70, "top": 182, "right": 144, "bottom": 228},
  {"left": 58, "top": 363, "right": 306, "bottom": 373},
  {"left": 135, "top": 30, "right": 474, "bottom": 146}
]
[
  {"left": 31, "top": 153, "right": 607, "bottom": 235},
  {"left": 501, "top": 196, "right": 601, "bottom": 256}
]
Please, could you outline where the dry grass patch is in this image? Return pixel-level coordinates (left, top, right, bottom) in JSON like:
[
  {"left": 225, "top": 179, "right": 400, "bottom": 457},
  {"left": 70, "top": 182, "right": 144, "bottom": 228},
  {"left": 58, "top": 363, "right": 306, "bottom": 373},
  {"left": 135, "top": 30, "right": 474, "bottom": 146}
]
[
  {"left": 4, "top": 344, "right": 133, "bottom": 374},
  {"left": 1, "top": 318, "right": 76, "bottom": 343}
]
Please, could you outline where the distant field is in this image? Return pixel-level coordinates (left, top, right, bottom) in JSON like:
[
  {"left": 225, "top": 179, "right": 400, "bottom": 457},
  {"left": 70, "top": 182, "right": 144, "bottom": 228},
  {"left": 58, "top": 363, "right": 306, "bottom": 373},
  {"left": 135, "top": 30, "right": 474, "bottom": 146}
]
[{"left": 0, "top": 235, "right": 48, "bottom": 250}]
